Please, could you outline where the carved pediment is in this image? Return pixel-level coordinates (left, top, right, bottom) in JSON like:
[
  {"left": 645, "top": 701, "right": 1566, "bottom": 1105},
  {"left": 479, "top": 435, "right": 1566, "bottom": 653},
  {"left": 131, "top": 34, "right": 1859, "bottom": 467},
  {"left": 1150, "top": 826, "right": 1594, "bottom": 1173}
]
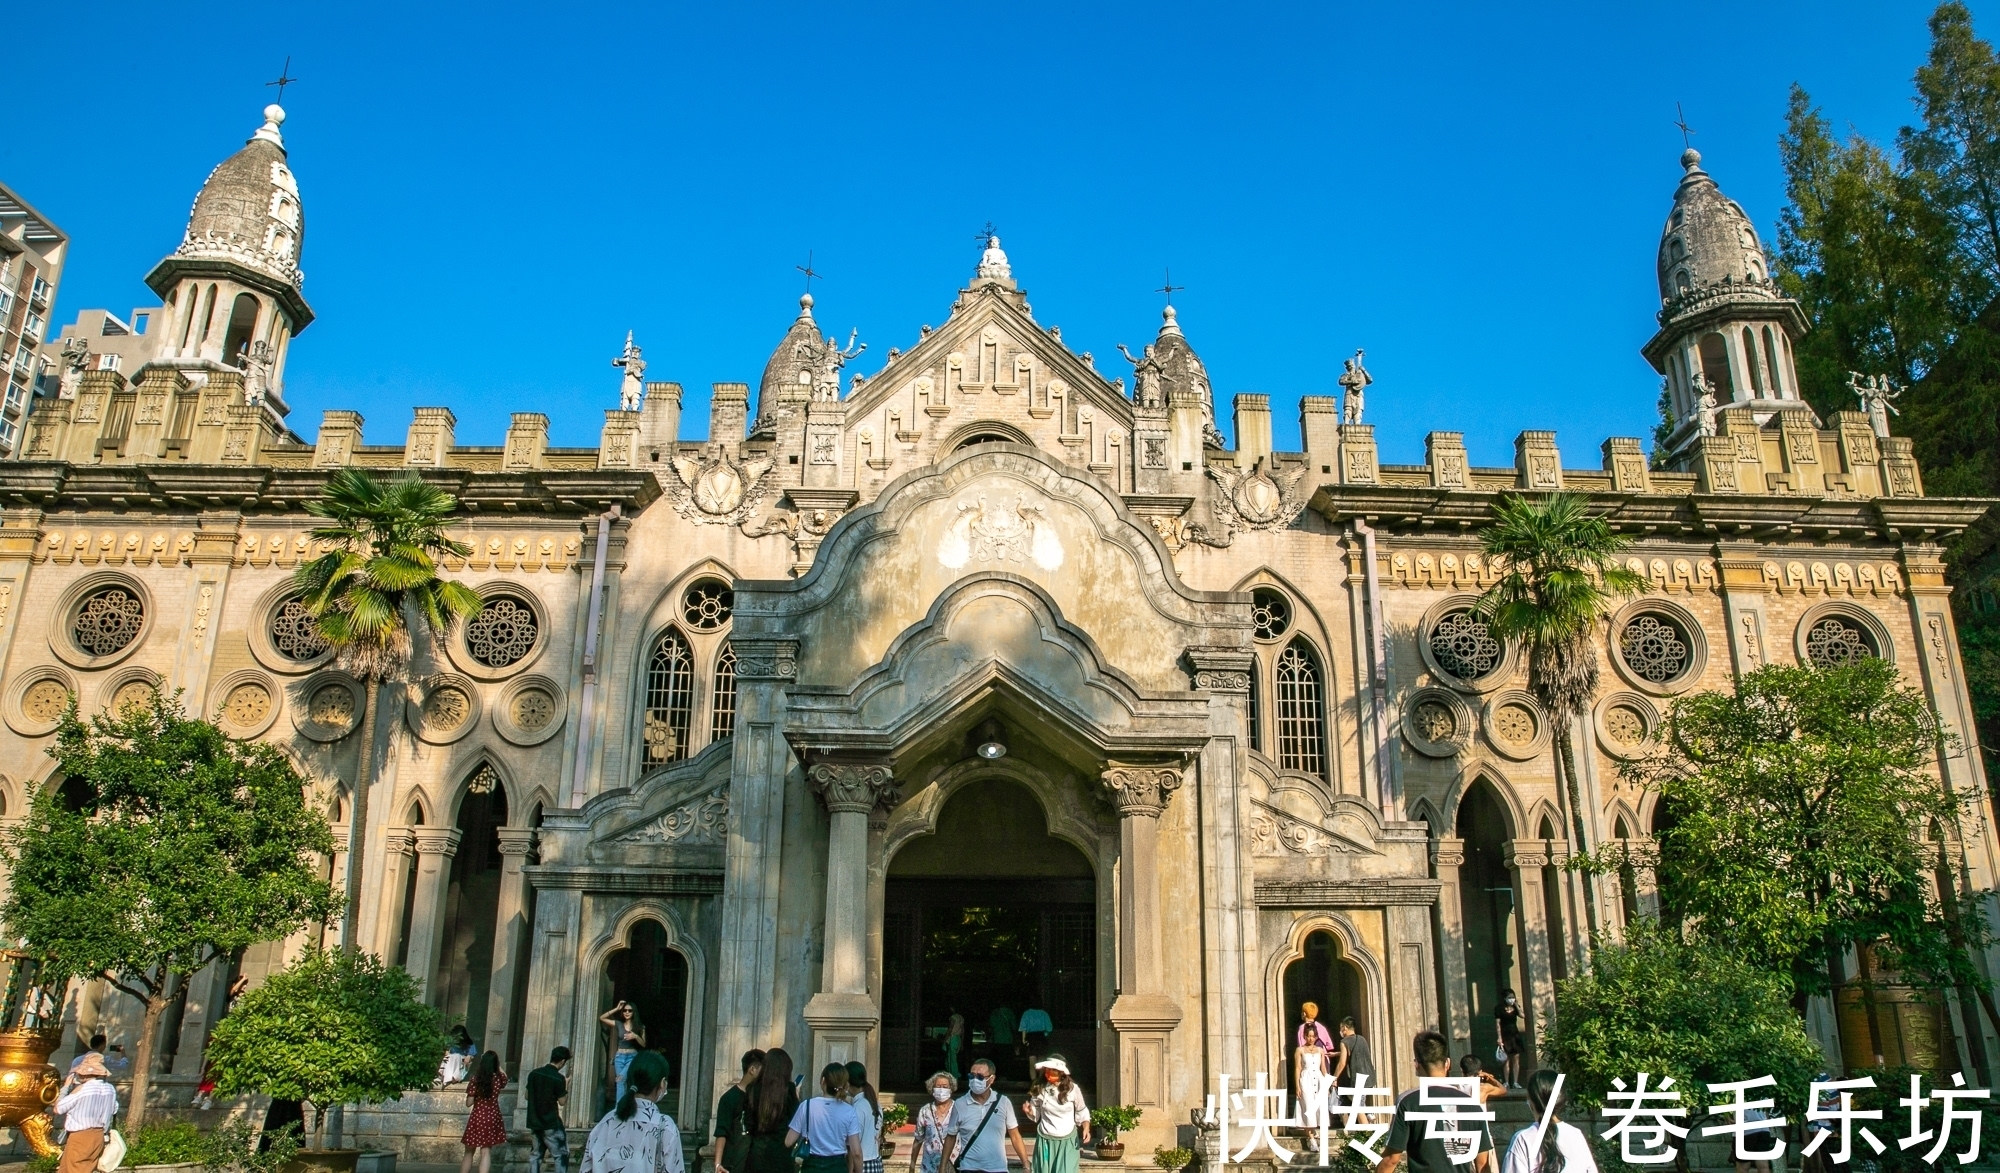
[
  {"left": 611, "top": 788, "right": 729, "bottom": 846},
  {"left": 1248, "top": 799, "right": 1378, "bottom": 857}
]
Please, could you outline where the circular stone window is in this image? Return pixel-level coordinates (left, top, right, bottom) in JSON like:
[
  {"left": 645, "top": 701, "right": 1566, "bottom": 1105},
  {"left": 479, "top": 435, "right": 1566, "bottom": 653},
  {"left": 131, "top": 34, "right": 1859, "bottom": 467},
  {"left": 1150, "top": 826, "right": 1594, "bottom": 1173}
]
[
  {"left": 215, "top": 676, "right": 280, "bottom": 739},
  {"left": 1481, "top": 690, "right": 1552, "bottom": 761},
  {"left": 1430, "top": 610, "right": 1502, "bottom": 683},
  {"left": 270, "top": 596, "right": 332, "bottom": 663},
  {"left": 682, "top": 581, "right": 734, "bottom": 632},
  {"left": 465, "top": 596, "right": 540, "bottom": 670},
  {"left": 22, "top": 678, "right": 72, "bottom": 726},
  {"left": 72, "top": 586, "right": 145, "bottom": 658},
  {"left": 106, "top": 677, "right": 157, "bottom": 718},
  {"left": 494, "top": 675, "right": 565, "bottom": 746},
  {"left": 1594, "top": 692, "right": 1661, "bottom": 760},
  {"left": 1251, "top": 589, "right": 1292, "bottom": 641},
  {"left": 1401, "top": 687, "right": 1471, "bottom": 758},
  {"left": 1618, "top": 614, "right": 1691, "bottom": 684},
  {"left": 1804, "top": 615, "right": 1877, "bottom": 667}
]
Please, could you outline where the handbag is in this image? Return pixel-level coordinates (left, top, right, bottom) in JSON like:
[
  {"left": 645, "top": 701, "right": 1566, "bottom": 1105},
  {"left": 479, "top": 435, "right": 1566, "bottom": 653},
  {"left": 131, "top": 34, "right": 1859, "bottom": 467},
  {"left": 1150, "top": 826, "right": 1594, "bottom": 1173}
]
[
  {"left": 1493, "top": 1045, "right": 1507, "bottom": 1064},
  {"left": 98, "top": 1127, "right": 127, "bottom": 1172},
  {"left": 793, "top": 1097, "right": 813, "bottom": 1163}
]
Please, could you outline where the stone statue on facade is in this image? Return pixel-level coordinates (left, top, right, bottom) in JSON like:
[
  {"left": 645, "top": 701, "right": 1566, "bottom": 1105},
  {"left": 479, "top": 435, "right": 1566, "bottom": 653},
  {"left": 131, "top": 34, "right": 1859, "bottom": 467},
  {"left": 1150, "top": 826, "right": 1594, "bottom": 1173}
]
[
  {"left": 1693, "top": 375, "right": 1719, "bottom": 438},
  {"left": 1338, "top": 349, "right": 1372, "bottom": 425},
  {"left": 976, "top": 230, "right": 1012, "bottom": 281},
  {"left": 1117, "top": 342, "right": 1165, "bottom": 407},
  {"left": 613, "top": 331, "right": 647, "bottom": 411},
  {"left": 244, "top": 340, "right": 275, "bottom": 406},
  {"left": 1848, "top": 370, "right": 1902, "bottom": 440},
  {"left": 795, "top": 329, "right": 866, "bottom": 402},
  {"left": 57, "top": 336, "right": 89, "bottom": 401}
]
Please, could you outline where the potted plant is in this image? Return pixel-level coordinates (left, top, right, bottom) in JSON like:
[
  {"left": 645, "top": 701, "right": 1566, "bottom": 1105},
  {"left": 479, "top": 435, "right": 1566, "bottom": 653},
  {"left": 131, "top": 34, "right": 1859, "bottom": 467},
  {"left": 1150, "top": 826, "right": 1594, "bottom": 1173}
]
[
  {"left": 881, "top": 1102, "right": 910, "bottom": 1159},
  {"left": 1089, "top": 1106, "right": 1141, "bottom": 1161},
  {"left": 1152, "top": 1146, "right": 1193, "bottom": 1173},
  {"left": 205, "top": 948, "right": 445, "bottom": 1172}
]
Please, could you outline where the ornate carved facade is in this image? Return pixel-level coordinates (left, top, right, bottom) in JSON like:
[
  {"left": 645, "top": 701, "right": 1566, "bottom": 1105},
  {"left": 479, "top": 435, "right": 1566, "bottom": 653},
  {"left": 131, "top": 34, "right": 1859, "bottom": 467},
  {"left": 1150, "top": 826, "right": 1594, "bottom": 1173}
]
[{"left": 5, "top": 107, "right": 1999, "bottom": 1156}]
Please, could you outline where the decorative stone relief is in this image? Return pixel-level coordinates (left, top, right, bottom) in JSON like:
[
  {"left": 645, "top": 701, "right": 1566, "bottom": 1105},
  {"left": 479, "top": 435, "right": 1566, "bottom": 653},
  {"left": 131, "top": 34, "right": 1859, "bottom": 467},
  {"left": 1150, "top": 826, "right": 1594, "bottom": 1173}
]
[
  {"left": 615, "top": 790, "right": 730, "bottom": 845},
  {"left": 494, "top": 675, "right": 565, "bottom": 746},
  {"left": 39, "top": 530, "right": 194, "bottom": 568},
  {"left": 293, "top": 673, "right": 364, "bottom": 742},
  {"left": 1207, "top": 460, "right": 1310, "bottom": 531},
  {"left": 1248, "top": 801, "right": 1374, "bottom": 856},
  {"left": 808, "top": 763, "right": 898, "bottom": 815},
  {"left": 1593, "top": 692, "right": 1660, "bottom": 761},
  {"left": 1187, "top": 646, "right": 1255, "bottom": 694},
  {"left": 1400, "top": 687, "right": 1472, "bottom": 758},
  {"left": 668, "top": 444, "right": 774, "bottom": 525},
  {"left": 211, "top": 671, "right": 282, "bottom": 739},
  {"left": 1100, "top": 764, "right": 1183, "bottom": 818},
  {"left": 937, "top": 493, "right": 1064, "bottom": 571},
  {"left": 1759, "top": 559, "right": 1902, "bottom": 596},
  {"left": 410, "top": 674, "right": 480, "bottom": 744},
  {"left": 1481, "top": 690, "right": 1552, "bottom": 761},
  {"left": 732, "top": 638, "right": 799, "bottom": 681}
]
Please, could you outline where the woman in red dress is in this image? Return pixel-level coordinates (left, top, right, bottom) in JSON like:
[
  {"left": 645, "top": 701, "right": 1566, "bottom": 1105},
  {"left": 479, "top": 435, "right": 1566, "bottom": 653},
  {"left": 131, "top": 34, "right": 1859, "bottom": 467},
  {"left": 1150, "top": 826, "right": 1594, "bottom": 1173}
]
[{"left": 460, "top": 1051, "right": 510, "bottom": 1173}]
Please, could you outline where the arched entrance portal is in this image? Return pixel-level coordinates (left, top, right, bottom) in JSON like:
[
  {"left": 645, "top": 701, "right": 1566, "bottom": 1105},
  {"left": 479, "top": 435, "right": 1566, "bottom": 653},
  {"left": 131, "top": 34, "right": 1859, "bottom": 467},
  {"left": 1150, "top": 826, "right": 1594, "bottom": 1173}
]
[
  {"left": 437, "top": 783, "right": 506, "bottom": 1045},
  {"left": 1458, "top": 781, "right": 1519, "bottom": 1069},
  {"left": 884, "top": 778, "right": 1096, "bottom": 1093},
  {"left": 601, "top": 919, "right": 690, "bottom": 1113},
  {"left": 1281, "top": 931, "right": 1364, "bottom": 1097}
]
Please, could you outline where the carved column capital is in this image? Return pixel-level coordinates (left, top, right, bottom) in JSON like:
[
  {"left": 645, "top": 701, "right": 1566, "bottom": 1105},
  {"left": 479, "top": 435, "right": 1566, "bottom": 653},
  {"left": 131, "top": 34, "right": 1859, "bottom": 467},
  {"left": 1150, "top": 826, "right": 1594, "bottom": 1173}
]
[
  {"left": 1502, "top": 839, "right": 1549, "bottom": 871},
  {"left": 496, "top": 828, "right": 539, "bottom": 858},
  {"left": 1185, "top": 646, "right": 1255, "bottom": 694},
  {"left": 1100, "top": 763, "right": 1184, "bottom": 818},
  {"left": 809, "top": 762, "right": 898, "bottom": 815},
  {"left": 1429, "top": 836, "right": 1466, "bottom": 869},
  {"left": 383, "top": 827, "right": 417, "bottom": 858},
  {"left": 413, "top": 827, "right": 464, "bottom": 858},
  {"left": 733, "top": 637, "right": 800, "bottom": 681}
]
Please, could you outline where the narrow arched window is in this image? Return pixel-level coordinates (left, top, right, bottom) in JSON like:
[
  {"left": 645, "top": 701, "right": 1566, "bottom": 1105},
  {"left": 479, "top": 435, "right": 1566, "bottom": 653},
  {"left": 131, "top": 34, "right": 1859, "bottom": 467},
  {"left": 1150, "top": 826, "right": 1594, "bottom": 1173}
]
[
  {"left": 644, "top": 628, "right": 696, "bottom": 765},
  {"left": 1763, "top": 326, "right": 1783, "bottom": 396},
  {"left": 1742, "top": 327, "right": 1765, "bottom": 393},
  {"left": 710, "top": 642, "right": 737, "bottom": 744},
  {"left": 1247, "top": 667, "right": 1264, "bottom": 753},
  {"left": 1275, "top": 640, "right": 1327, "bottom": 779}
]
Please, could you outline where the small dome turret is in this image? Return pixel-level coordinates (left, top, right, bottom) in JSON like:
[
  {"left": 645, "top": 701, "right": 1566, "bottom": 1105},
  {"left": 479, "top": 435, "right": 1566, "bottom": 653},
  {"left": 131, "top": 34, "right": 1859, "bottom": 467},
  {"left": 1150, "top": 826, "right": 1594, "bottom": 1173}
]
[
  {"left": 751, "top": 294, "right": 822, "bottom": 437},
  {"left": 1150, "top": 305, "right": 1223, "bottom": 447},
  {"left": 1657, "top": 149, "right": 1768, "bottom": 302},
  {"left": 176, "top": 105, "right": 305, "bottom": 289}
]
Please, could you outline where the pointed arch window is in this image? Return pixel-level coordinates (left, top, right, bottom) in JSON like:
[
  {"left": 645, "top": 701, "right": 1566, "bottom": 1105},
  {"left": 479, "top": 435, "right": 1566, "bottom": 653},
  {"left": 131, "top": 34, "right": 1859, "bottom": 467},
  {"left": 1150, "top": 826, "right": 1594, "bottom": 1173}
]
[
  {"left": 644, "top": 628, "right": 696, "bottom": 765},
  {"left": 710, "top": 642, "right": 738, "bottom": 744},
  {"left": 1275, "top": 640, "right": 1327, "bottom": 779},
  {"left": 1247, "top": 667, "right": 1264, "bottom": 753}
]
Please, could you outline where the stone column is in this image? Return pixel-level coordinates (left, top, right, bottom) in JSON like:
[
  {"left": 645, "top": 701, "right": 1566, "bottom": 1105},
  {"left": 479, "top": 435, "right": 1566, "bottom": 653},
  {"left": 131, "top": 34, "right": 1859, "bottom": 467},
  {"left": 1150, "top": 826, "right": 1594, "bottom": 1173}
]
[
  {"left": 1503, "top": 839, "right": 1554, "bottom": 1065},
  {"left": 325, "top": 822, "right": 350, "bottom": 949},
  {"left": 803, "top": 762, "right": 897, "bottom": 1071},
  {"left": 1430, "top": 837, "right": 1473, "bottom": 1056},
  {"left": 483, "top": 828, "right": 539, "bottom": 1062},
  {"left": 1100, "top": 764, "right": 1185, "bottom": 1152},
  {"left": 371, "top": 828, "right": 417, "bottom": 962},
  {"left": 403, "top": 828, "right": 462, "bottom": 1004}
]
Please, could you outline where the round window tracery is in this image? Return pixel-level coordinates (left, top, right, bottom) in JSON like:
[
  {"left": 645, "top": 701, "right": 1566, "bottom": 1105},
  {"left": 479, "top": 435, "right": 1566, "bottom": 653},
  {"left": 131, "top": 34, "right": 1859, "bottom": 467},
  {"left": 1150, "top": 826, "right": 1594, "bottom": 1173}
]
[
  {"left": 1805, "top": 616, "right": 1876, "bottom": 667},
  {"left": 1493, "top": 703, "right": 1539, "bottom": 745},
  {"left": 1620, "top": 614, "right": 1691, "bottom": 683},
  {"left": 465, "top": 597, "right": 538, "bottom": 668},
  {"left": 682, "top": 582, "right": 733, "bottom": 631},
  {"left": 1413, "top": 700, "right": 1456, "bottom": 742},
  {"left": 1251, "top": 589, "right": 1291, "bottom": 640},
  {"left": 73, "top": 587, "right": 144, "bottom": 657},
  {"left": 223, "top": 682, "right": 273, "bottom": 729},
  {"left": 271, "top": 596, "right": 331, "bottom": 662},
  {"left": 1605, "top": 704, "right": 1647, "bottom": 746},
  {"left": 22, "top": 679, "right": 71, "bottom": 724},
  {"left": 1430, "top": 610, "right": 1500, "bottom": 681},
  {"left": 308, "top": 683, "right": 355, "bottom": 726}
]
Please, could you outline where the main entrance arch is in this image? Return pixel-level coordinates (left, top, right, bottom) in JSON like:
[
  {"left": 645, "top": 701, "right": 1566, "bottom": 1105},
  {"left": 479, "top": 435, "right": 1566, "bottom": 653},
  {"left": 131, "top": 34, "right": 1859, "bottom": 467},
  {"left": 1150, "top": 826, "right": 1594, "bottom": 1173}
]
[{"left": 883, "top": 774, "right": 1097, "bottom": 1093}]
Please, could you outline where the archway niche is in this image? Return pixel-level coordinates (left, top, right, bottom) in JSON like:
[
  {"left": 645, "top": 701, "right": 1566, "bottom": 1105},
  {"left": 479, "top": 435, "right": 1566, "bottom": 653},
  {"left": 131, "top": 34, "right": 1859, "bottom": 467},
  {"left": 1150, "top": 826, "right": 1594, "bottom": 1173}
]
[
  {"left": 600, "top": 919, "right": 690, "bottom": 1113},
  {"left": 884, "top": 777, "right": 1096, "bottom": 1093},
  {"left": 1280, "top": 930, "right": 1365, "bottom": 1099},
  {"left": 435, "top": 782, "right": 506, "bottom": 1044},
  {"left": 1457, "top": 780, "right": 1518, "bottom": 1070}
]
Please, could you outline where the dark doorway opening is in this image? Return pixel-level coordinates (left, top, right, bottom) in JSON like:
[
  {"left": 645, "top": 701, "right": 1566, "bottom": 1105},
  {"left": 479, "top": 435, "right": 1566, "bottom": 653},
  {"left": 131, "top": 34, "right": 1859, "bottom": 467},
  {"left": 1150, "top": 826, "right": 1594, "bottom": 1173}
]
[
  {"left": 602, "top": 919, "right": 689, "bottom": 1114},
  {"left": 437, "top": 782, "right": 506, "bottom": 1046},
  {"left": 1458, "top": 781, "right": 1517, "bottom": 1071},
  {"left": 1280, "top": 931, "right": 1365, "bottom": 1100},
  {"left": 882, "top": 778, "right": 1097, "bottom": 1095}
]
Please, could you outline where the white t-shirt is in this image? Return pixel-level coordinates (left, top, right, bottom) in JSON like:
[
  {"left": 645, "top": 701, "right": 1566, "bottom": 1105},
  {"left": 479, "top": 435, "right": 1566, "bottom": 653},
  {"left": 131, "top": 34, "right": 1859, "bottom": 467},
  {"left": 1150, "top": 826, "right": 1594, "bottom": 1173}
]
[
  {"left": 947, "top": 1093, "right": 1020, "bottom": 1172},
  {"left": 788, "top": 1095, "right": 863, "bottom": 1158},
  {"left": 1501, "top": 1121, "right": 1599, "bottom": 1173},
  {"left": 1026, "top": 1085, "right": 1090, "bottom": 1138},
  {"left": 851, "top": 1097, "right": 882, "bottom": 1162}
]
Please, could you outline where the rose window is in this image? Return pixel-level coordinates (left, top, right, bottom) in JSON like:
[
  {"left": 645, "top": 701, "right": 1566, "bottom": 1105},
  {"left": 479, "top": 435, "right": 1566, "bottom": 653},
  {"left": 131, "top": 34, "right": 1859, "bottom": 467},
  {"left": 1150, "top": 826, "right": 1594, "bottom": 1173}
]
[
  {"left": 1620, "top": 615, "right": 1690, "bottom": 683},
  {"left": 1251, "top": 589, "right": 1292, "bottom": 640},
  {"left": 682, "top": 583, "right": 733, "bottom": 631},
  {"left": 1430, "top": 611, "right": 1501, "bottom": 681},
  {"left": 271, "top": 597, "right": 331, "bottom": 661},
  {"left": 309, "top": 684, "right": 355, "bottom": 727},
  {"left": 224, "top": 683, "right": 272, "bottom": 728},
  {"left": 22, "top": 679, "right": 70, "bottom": 723},
  {"left": 1805, "top": 617, "right": 1875, "bottom": 667},
  {"left": 73, "top": 587, "right": 144, "bottom": 657},
  {"left": 466, "top": 597, "right": 538, "bottom": 668},
  {"left": 1493, "top": 703, "right": 1538, "bottom": 745},
  {"left": 512, "top": 688, "right": 556, "bottom": 732},
  {"left": 1413, "top": 700, "right": 1456, "bottom": 743},
  {"left": 1604, "top": 705, "right": 1646, "bottom": 745}
]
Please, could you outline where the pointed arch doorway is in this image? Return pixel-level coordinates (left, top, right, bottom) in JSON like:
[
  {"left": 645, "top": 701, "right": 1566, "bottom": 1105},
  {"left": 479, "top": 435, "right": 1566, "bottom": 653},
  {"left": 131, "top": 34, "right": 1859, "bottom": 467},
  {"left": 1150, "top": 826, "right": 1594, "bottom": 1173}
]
[
  {"left": 1280, "top": 930, "right": 1365, "bottom": 1095},
  {"left": 882, "top": 776, "right": 1097, "bottom": 1094}
]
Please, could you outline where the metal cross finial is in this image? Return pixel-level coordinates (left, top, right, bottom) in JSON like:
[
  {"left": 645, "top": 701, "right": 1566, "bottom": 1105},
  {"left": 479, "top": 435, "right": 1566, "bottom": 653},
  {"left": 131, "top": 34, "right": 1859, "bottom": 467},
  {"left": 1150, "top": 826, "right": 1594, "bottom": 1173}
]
[
  {"left": 265, "top": 56, "right": 299, "bottom": 105},
  {"left": 796, "top": 250, "right": 821, "bottom": 294},
  {"left": 1156, "top": 267, "right": 1185, "bottom": 306},
  {"left": 975, "top": 221, "right": 998, "bottom": 247},
  {"left": 1674, "top": 102, "right": 1696, "bottom": 149}
]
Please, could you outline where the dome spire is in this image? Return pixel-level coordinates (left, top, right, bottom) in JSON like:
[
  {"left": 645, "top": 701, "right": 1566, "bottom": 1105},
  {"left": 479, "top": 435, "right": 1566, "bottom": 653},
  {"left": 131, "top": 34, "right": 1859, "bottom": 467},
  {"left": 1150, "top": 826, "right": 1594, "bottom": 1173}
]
[{"left": 253, "top": 104, "right": 287, "bottom": 149}]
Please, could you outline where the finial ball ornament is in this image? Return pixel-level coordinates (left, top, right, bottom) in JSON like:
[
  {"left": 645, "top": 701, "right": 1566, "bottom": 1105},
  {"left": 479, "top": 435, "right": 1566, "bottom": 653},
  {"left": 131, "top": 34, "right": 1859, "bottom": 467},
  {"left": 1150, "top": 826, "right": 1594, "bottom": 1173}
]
[
  {"left": 264, "top": 104, "right": 286, "bottom": 126},
  {"left": 1680, "top": 147, "right": 1701, "bottom": 170}
]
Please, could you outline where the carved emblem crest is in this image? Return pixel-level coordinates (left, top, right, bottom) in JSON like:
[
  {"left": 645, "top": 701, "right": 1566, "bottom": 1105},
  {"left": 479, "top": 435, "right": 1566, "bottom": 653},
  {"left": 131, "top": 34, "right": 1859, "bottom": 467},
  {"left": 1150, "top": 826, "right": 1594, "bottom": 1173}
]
[
  {"left": 668, "top": 444, "right": 774, "bottom": 524},
  {"left": 938, "top": 492, "right": 1064, "bottom": 571},
  {"left": 1208, "top": 460, "right": 1310, "bottom": 531}
]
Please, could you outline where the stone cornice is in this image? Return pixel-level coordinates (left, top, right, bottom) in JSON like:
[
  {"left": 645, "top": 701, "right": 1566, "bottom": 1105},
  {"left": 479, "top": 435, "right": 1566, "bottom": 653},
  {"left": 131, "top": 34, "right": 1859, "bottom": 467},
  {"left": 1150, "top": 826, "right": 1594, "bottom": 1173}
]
[
  {"left": 0, "top": 462, "right": 661, "bottom": 516},
  {"left": 1253, "top": 878, "right": 1443, "bottom": 907},
  {"left": 524, "top": 865, "right": 725, "bottom": 894}
]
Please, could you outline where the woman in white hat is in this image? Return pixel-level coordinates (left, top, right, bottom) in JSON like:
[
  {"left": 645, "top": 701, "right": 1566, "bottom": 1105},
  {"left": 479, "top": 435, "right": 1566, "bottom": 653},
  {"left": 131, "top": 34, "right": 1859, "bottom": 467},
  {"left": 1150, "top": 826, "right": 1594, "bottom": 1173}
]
[
  {"left": 55, "top": 1051, "right": 118, "bottom": 1173},
  {"left": 1019, "top": 1056, "right": 1089, "bottom": 1173}
]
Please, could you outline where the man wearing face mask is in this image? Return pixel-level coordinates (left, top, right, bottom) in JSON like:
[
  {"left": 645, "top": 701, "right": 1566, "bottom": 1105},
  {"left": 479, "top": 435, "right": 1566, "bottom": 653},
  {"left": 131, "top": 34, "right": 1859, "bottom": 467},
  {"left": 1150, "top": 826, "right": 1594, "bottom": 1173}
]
[{"left": 940, "top": 1060, "right": 1029, "bottom": 1173}]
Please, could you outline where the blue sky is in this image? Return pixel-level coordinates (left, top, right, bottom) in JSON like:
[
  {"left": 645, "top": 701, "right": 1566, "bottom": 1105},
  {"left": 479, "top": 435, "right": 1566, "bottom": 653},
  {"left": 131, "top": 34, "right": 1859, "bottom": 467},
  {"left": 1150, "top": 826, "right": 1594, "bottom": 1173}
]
[{"left": 5, "top": 1, "right": 1979, "bottom": 463}]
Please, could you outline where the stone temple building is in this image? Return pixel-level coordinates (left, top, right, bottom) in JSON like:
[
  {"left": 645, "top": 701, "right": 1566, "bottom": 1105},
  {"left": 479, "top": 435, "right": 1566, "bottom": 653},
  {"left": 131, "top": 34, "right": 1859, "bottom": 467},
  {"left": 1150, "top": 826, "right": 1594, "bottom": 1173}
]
[{"left": 5, "top": 107, "right": 1998, "bottom": 1156}]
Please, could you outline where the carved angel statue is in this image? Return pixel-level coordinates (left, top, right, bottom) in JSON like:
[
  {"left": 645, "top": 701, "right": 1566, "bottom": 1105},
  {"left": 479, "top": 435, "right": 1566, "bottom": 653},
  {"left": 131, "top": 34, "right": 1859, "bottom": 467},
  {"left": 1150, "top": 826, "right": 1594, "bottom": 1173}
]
[
  {"left": 1693, "top": 374, "right": 1719, "bottom": 438},
  {"left": 243, "top": 340, "right": 276, "bottom": 406},
  {"left": 1848, "top": 370, "right": 1902, "bottom": 440},
  {"left": 796, "top": 329, "right": 867, "bottom": 402},
  {"left": 57, "top": 336, "right": 90, "bottom": 400},
  {"left": 613, "top": 331, "right": 647, "bottom": 411},
  {"left": 1116, "top": 342, "right": 1164, "bottom": 406},
  {"left": 1337, "top": 349, "right": 1372, "bottom": 425}
]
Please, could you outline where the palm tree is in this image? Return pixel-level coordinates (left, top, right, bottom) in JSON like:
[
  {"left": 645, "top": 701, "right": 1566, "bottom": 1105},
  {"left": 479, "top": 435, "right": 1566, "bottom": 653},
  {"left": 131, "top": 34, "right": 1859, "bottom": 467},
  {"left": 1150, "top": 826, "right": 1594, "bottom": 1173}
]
[
  {"left": 1473, "top": 492, "right": 1648, "bottom": 946},
  {"left": 294, "top": 469, "right": 480, "bottom": 951}
]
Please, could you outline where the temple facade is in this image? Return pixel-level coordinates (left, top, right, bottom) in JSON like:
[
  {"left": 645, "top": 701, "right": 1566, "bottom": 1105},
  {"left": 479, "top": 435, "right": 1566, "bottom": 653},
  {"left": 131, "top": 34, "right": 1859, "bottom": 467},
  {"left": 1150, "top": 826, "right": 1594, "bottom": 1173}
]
[{"left": 5, "top": 108, "right": 1999, "bottom": 1157}]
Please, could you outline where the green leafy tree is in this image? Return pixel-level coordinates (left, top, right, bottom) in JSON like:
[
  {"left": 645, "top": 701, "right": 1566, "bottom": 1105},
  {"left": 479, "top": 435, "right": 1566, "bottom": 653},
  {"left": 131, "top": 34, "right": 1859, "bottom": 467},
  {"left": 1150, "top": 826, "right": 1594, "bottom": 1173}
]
[
  {"left": 0, "top": 691, "right": 338, "bottom": 1130},
  {"left": 1474, "top": 492, "right": 1647, "bottom": 943},
  {"left": 1597, "top": 660, "right": 1994, "bottom": 1062},
  {"left": 204, "top": 948, "right": 445, "bottom": 1149},
  {"left": 294, "top": 469, "right": 479, "bottom": 948},
  {"left": 1545, "top": 921, "right": 1826, "bottom": 1118},
  {"left": 1903, "top": 2, "right": 2000, "bottom": 294}
]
